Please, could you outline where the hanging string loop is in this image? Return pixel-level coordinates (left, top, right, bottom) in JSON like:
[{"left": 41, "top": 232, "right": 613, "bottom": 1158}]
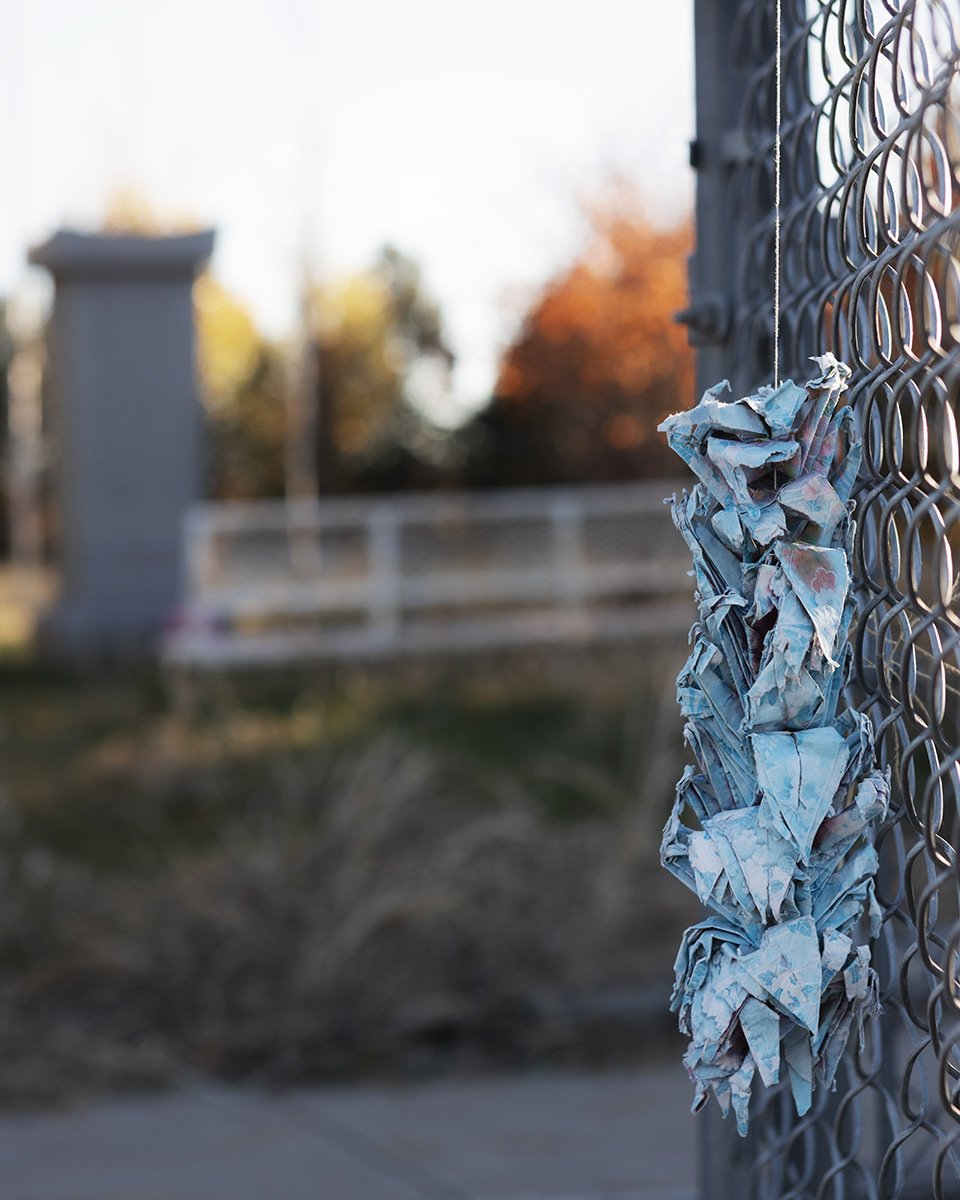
[{"left": 774, "top": 0, "right": 782, "bottom": 387}]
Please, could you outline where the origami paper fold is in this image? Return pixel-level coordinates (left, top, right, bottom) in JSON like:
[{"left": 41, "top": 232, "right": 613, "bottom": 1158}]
[{"left": 658, "top": 354, "right": 889, "bottom": 1135}]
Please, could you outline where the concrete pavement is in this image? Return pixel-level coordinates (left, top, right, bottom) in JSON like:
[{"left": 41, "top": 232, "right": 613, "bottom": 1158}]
[{"left": 0, "top": 1062, "right": 699, "bottom": 1200}]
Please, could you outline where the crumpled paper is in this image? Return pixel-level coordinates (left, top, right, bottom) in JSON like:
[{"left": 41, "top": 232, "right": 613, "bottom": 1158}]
[{"left": 658, "top": 354, "right": 889, "bottom": 1136}]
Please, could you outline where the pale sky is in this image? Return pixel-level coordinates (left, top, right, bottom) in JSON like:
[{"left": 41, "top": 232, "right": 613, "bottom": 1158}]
[{"left": 1, "top": 0, "right": 694, "bottom": 415}]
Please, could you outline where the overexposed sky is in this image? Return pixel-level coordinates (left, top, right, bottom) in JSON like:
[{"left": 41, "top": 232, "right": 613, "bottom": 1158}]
[{"left": 1, "top": 0, "right": 694, "bottom": 411}]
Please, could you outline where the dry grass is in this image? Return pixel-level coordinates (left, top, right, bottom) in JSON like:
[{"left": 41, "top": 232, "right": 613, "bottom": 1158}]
[{"left": 0, "top": 644, "right": 698, "bottom": 1108}]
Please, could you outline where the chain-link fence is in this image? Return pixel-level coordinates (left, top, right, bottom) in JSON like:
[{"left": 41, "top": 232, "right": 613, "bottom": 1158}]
[{"left": 684, "top": 1, "right": 960, "bottom": 1196}]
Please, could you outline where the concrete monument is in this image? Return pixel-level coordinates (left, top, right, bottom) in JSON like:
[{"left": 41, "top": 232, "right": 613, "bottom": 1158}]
[{"left": 29, "top": 228, "right": 215, "bottom": 655}]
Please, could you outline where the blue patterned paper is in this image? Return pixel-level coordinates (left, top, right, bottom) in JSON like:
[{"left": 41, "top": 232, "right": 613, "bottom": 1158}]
[{"left": 659, "top": 354, "right": 889, "bottom": 1135}]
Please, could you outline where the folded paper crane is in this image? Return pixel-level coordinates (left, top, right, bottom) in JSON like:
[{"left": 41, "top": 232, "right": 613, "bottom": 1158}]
[{"left": 658, "top": 354, "right": 889, "bottom": 1136}]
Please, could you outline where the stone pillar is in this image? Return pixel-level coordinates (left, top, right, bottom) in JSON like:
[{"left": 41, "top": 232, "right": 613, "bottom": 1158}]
[{"left": 29, "top": 228, "right": 215, "bottom": 655}]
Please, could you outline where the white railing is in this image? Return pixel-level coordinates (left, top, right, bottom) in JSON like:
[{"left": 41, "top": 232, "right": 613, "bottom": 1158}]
[{"left": 162, "top": 480, "right": 693, "bottom": 668}]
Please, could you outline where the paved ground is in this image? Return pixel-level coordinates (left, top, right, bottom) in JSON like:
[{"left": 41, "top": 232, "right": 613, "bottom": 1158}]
[{"left": 0, "top": 1062, "right": 698, "bottom": 1200}]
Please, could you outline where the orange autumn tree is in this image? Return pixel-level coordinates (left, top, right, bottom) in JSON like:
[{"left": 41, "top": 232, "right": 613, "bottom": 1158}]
[{"left": 465, "top": 189, "right": 694, "bottom": 485}]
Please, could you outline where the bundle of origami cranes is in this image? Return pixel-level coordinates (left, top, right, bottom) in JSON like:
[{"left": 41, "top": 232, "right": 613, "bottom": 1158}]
[{"left": 658, "top": 354, "right": 889, "bottom": 1135}]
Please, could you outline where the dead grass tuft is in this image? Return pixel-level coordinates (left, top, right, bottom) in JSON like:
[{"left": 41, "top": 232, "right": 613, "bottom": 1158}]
[{"left": 0, "top": 647, "right": 697, "bottom": 1107}]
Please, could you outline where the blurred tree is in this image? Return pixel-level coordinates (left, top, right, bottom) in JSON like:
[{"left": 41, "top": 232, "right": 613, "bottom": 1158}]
[
  {"left": 463, "top": 188, "right": 694, "bottom": 485},
  {"left": 312, "top": 246, "right": 457, "bottom": 492},
  {"left": 194, "top": 276, "right": 288, "bottom": 499},
  {"left": 0, "top": 301, "right": 14, "bottom": 552},
  {"left": 102, "top": 185, "right": 198, "bottom": 235}
]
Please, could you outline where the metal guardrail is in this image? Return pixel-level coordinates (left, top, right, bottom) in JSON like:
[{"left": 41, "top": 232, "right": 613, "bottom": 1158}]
[
  {"left": 163, "top": 481, "right": 693, "bottom": 669},
  {"left": 689, "top": 1, "right": 960, "bottom": 1197}
]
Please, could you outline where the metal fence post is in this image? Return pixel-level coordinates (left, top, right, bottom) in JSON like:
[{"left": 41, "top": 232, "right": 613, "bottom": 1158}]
[
  {"left": 680, "top": 0, "right": 743, "bottom": 399},
  {"left": 686, "top": 3, "right": 758, "bottom": 1195}
]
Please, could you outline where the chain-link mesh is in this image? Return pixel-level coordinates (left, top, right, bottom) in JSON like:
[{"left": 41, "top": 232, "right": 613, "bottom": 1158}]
[{"left": 698, "top": 1, "right": 960, "bottom": 1196}]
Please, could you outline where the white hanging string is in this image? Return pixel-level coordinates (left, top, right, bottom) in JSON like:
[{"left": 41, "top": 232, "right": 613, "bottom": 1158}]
[{"left": 773, "top": 0, "right": 782, "bottom": 387}]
